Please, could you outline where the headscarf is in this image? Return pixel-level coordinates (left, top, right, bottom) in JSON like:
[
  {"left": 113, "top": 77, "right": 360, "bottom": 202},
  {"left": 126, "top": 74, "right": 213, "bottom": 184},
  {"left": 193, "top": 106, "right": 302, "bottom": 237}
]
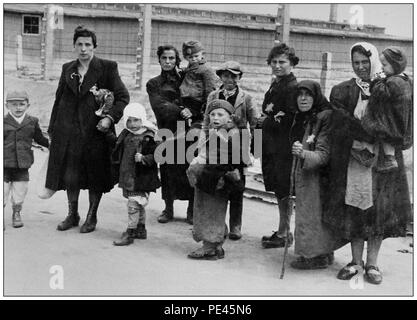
[
  {"left": 123, "top": 103, "right": 157, "bottom": 135},
  {"left": 382, "top": 46, "right": 407, "bottom": 75},
  {"left": 291, "top": 80, "right": 331, "bottom": 144},
  {"left": 350, "top": 42, "right": 382, "bottom": 96}
]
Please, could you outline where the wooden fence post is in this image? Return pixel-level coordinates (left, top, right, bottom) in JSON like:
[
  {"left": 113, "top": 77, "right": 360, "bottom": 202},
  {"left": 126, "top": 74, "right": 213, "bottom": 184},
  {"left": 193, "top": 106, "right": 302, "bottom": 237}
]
[
  {"left": 320, "top": 52, "right": 332, "bottom": 97},
  {"left": 135, "top": 4, "right": 152, "bottom": 91},
  {"left": 40, "top": 5, "right": 54, "bottom": 80},
  {"left": 16, "top": 35, "right": 22, "bottom": 70}
]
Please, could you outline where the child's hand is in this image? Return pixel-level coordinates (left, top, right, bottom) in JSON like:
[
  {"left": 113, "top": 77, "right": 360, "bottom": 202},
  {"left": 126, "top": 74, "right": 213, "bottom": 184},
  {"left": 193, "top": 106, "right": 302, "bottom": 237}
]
[
  {"left": 180, "top": 108, "right": 192, "bottom": 119},
  {"left": 135, "top": 152, "right": 143, "bottom": 163},
  {"left": 292, "top": 141, "right": 305, "bottom": 159}
]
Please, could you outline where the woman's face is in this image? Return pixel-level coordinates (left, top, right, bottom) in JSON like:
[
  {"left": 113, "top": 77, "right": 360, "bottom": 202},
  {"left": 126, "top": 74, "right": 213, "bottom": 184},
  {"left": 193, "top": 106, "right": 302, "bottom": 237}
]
[
  {"left": 297, "top": 89, "right": 314, "bottom": 113},
  {"left": 270, "top": 54, "right": 292, "bottom": 77},
  {"left": 220, "top": 71, "right": 240, "bottom": 91},
  {"left": 159, "top": 50, "right": 177, "bottom": 71},
  {"left": 351, "top": 51, "right": 371, "bottom": 80},
  {"left": 74, "top": 36, "right": 95, "bottom": 62}
]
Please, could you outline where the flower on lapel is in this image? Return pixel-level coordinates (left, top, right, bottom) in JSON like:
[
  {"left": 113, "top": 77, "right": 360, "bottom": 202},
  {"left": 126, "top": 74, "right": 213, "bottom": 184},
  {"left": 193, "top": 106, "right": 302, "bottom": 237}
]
[{"left": 90, "top": 84, "right": 115, "bottom": 117}]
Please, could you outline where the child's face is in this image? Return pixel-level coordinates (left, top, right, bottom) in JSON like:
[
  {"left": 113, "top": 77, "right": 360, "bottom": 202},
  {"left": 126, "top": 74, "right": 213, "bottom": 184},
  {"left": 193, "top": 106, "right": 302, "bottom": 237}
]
[
  {"left": 126, "top": 116, "right": 143, "bottom": 132},
  {"left": 209, "top": 108, "right": 231, "bottom": 129},
  {"left": 6, "top": 100, "right": 29, "bottom": 117},
  {"left": 380, "top": 54, "right": 395, "bottom": 76},
  {"left": 185, "top": 51, "right": 204, "bottom": 64},
  {"left": 220, "top": 71, "right": 240, "bottom": 91}
]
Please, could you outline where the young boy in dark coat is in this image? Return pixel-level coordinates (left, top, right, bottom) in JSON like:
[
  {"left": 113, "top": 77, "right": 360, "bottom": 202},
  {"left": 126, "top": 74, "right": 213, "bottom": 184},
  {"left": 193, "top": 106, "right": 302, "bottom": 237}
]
[
  {"left": 179, "top": 40, "right": 217, "bottom": 129},
  {"left": 111, "top": 103, "right": 160, "bottom": 246},
  {"left": 187, "top": 99, "right": 249, "bottom": 260},
  {"left": 4, "top": 90, "right": 49, "bottom": 228}
]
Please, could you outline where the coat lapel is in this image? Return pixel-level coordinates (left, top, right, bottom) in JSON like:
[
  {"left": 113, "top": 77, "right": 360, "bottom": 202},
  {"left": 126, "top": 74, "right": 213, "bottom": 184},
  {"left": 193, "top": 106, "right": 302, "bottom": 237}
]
[
  {"left": 64, "top": 60, "right": 80, "bottom": 96},
  {"left": 79, "top": 56, "right": 103, "bottom": 97},
  {"left": 234, "top": 90, "right": 244, "bottom": 110},
  {"left": 348, "top": 79, "right": 360, "bottom": 114},
  {"left": 4, "top": 113, "right": 31, "bottom": 129}
]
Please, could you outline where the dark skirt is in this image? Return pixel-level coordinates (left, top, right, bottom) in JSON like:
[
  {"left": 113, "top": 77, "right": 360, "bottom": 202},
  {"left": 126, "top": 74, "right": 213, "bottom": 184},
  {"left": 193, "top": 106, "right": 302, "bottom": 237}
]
[{"left": 328, "top": 150, "right": 410, "bottom": 240}]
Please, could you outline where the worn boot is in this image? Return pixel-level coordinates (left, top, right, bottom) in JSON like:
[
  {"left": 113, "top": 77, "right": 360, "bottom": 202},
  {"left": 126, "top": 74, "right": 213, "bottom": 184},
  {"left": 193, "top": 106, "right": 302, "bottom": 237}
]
[
  {"left": 12, "top": 204, "right": 24, "bottom": 228},
  {"left": 113, "top": 228, "right": 136, "bottom": 246},
  {"left": 158, "top": 200, "right": 174, "bottom": 223},
  {"left": 57, "top": 201, "right": 80, "bottom": 231},
  {"left": 229, "top": 194, "right": 243, "bottom": 240},
  {"left": 80, "top": 193, "right": 101, "bottom": 233},
  {"left": 135, "top": 223, "right": 147, "bottom": 239}
]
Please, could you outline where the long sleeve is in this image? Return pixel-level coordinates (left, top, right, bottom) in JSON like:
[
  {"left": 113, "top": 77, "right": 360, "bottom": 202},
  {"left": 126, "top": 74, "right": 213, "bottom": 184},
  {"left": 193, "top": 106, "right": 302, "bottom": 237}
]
[
  {"left": 106, "top": 61, "right": 130, "bottom": 124},
  {"left": 48, "top": 65, "right": 65, "bottom": 136},
  {"left": 146, "top": 78, "right": 182, "bottom": 132},
  {"left": 33, "top": 118, "right": 49, "bottom": 148},
  {"left": 202, "top": 65, "right": 218, "bottom": 103},
  {"left": 330, "top": 85, "right": 374, "bottom": 144},
  {"left": 302, "top": 112, "right": 331, "bottom": 170},
  {"left": 140, "top": 136, "right": 157, "bottom": 166}
]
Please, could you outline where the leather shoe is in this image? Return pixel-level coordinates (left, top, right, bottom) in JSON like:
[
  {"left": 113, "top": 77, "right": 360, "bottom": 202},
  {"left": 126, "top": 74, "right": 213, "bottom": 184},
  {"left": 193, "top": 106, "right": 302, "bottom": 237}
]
[
  {"left": 365, "top": 265, "right": 382, "bottom": 285},
  {"left": 337, "top": 261, "right": 364, "bottom": 280},
  {"left": 158, "top": 210, "right": 173, "bottom": 223}
]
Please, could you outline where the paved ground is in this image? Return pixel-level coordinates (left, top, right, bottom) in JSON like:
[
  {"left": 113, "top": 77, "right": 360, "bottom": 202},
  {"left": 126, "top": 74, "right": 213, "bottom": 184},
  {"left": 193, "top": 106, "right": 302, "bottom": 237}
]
[{"left": 3, "top": 149, "right": 413, "bottom": 297}]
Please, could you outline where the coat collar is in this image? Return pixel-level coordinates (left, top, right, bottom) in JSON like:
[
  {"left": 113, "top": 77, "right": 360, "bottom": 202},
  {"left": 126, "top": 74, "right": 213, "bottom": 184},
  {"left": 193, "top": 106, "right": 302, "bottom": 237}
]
[
  {"left": 213, "top": 87, "right": 245, "bottom": 109},
  {"left": 4, "top": 113, "right": 31, "bottom": 128},
  {"left": 65, "top": 56, "right": 103, "bottom": 97}
]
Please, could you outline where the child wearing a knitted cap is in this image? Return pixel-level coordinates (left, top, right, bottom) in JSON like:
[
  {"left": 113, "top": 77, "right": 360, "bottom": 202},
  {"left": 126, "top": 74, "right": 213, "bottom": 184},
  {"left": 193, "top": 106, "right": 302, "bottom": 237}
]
[
  {"left": 110, "top": 103, "right": 160, "bottom": 246},
  {"left": 179, "top": 40, "right": 217, "bottom": 129},
  {"left": 186, "top": 99, "right": 248, "bottom": 260},
  {"left": 362, "top": 46, "right": 413, "bottom": 172}
]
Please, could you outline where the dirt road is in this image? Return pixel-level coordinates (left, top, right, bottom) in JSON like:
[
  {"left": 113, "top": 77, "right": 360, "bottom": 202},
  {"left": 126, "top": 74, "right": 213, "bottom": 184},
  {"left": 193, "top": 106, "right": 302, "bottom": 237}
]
[{"left": 3, "top": 149, "right": 413, "bottom": 297}]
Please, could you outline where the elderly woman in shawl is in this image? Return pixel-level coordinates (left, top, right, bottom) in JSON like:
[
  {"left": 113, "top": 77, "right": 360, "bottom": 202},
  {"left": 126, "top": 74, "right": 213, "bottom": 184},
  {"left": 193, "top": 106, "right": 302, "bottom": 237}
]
[
  {"left": 323, "top": 42, "right": 412, "bottom": 285},
  {"left": 289, "top": 80, "right": 344, "bottom": 270}
]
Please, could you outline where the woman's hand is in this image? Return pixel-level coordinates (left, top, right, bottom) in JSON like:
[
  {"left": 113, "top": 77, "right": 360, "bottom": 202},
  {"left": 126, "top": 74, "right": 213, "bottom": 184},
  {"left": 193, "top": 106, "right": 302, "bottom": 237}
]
[
  {"left": 180, "top": 107, "right": 192, "bottom": 120},
  {"left": 292, "top": 141, "right": 305, "bottom": 159},
  {"left": 135, "top": 153, "right": 143, "bottom": 163},
  {"left": 97, "top": 117, "right": 112, "bottom": 132}
]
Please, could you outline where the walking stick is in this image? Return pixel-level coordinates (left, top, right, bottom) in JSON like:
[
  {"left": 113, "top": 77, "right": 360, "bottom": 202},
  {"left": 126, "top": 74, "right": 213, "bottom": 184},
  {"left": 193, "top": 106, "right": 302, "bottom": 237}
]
[{"left": 280, "top": 157, "right": 298, "bottom": 279}]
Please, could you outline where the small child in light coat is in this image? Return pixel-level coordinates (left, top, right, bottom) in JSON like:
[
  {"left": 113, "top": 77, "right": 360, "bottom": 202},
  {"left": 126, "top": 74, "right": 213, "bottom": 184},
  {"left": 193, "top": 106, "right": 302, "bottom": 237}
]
[
  {"left": 111, "top": 103, "right": 160, "bottom": 246},
  {"left": 4, "top": 90, "right": 49, "bottom": 228}
]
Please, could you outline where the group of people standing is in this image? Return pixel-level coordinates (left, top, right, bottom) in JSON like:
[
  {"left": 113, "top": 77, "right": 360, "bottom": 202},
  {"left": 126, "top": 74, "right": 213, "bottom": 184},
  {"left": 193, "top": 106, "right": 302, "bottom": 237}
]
[{"left": 4, "top": 25, "right": 412, "bottom": 286}]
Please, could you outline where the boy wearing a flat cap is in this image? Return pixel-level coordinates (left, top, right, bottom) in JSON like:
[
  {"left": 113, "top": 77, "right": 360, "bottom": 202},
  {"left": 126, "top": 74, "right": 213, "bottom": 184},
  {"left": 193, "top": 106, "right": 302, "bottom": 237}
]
[
  {"left": 179, "top": 40, "right": 217, "bottom": 129},
  {"left": 4, "top": 90, "right": 49, "bottom": 228}
]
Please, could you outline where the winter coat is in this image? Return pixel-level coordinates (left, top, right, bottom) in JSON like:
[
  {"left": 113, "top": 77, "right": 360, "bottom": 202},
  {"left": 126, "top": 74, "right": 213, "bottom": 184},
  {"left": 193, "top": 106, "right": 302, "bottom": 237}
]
[
  {"left": 4, "top": 114, "right": 49, "bottom": 169},
  {"left": 46, "top": 56, "right": 129, "bottom": 192},
  {"left": 111, "top": 129, "right": 160, "bottom": 193},
  {"left": 362, "top": 74, "right": 413, "bottom": 149},
  {"left": 203, "top": 87, "right": 259, "bottom": 131},
  {"left": 146, "top": 70, "right": 194, "bottom": 201},
  {"left": 179, "top": 60, "right": 218, "bottom": 123},
  {"left": 323, "top": 78, "right": 411, "bottom": 239},
  {"left": 188, "top": 124, "right": 246, "bottom": 197},
  {"left": 260, "top": 72, "right": 298, "bottom": 197}
]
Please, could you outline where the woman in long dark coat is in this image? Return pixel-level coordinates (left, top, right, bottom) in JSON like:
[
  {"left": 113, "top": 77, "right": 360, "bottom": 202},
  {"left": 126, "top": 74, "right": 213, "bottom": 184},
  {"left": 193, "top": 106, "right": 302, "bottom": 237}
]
[
  {"left": 146, "top": 45, "right": 194, "bottom": 224},
  {"left": 46, "top": 26, "right": 130, "bottom": 233},
  {"left": 260, "top": 43, "right": 299, "bottom": 248},
  {"left": 324, "top": 42, "right": 412, "bottom": 285}
]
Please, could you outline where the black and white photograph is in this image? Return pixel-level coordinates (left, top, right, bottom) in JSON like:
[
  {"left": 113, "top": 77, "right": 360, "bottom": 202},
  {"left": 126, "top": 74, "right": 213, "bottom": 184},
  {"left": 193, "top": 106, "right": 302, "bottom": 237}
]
[{"left": 1, "top": 1, "right": 414, "bottom": 300}]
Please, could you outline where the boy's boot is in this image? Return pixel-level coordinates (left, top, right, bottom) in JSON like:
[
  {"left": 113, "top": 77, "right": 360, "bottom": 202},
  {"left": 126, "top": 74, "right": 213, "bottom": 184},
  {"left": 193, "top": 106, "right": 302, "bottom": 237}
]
[
  {"left": 135, "top": 223, "right": 147, "bottom": 239},
  {"left": 113, "top": 228, "right": 136, "bottom": 246},
  {"left": 186, "top": 200, "right": 193, "bottom": 225},
  {"left": 57, "top": 201, "right": 80, "bottom": 231},
  {"left": 158, "top": 199, "right": 174, "bottom": 223},
  {"left": 229, "top": 195, "right": 243, "bottom": 240},
  {"left": 12, "top": 204, "right": 24, "bottom": 228},
  {"left": 80, "top": 192, "right": 101, "bottom": 233}
]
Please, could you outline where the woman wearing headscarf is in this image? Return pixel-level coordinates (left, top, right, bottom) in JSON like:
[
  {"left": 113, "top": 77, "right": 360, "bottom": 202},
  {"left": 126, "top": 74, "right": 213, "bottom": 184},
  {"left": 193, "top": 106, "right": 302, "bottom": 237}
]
[
  {"left": 289, "top": 80, "right": 345, "bottom": 270},
  {"left": 323, "top": 42, "right": 411, "bottom": 284}
]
